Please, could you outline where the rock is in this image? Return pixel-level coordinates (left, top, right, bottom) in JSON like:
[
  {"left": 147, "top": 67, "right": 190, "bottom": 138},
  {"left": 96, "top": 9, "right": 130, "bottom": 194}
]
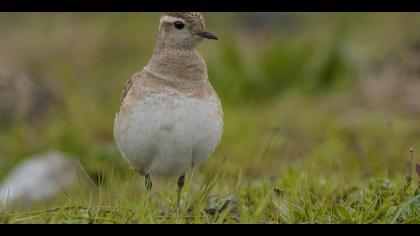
[
  {"left": 205, "top": 195, "right": 239, "bottom": 220},
  {"left": 0, "top": 68, "right": 35, "bottom": 123},
  {"left": 0, "top": 151, "right": 79, "bottom": 210},
  {"left": 0, "top": 68, "right": 52, "bottom": 127}
]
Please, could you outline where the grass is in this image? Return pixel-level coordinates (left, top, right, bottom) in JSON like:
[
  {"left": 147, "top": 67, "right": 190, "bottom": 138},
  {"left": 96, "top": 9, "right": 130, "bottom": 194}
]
[
  {"left": 1, "top": 95, "right": 420, "bottom": 224},
  {"left": 1, "top": 13, "right": 420, "bottom": 224},
  {"left": 0, "top": 164, "right": 419, "bottom": 223}
]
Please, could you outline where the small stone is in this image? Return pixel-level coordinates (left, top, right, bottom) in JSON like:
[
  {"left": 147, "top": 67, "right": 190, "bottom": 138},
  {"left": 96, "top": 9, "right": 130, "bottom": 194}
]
[
  {"left": 274, "top": 188, "right": 284, "bottom": 197},
  {"left": 205, "top": 195, "right": 239, "bottom": 220}
]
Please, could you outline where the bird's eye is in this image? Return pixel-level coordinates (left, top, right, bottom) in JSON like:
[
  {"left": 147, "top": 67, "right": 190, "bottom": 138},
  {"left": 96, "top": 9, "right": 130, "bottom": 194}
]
[{"left": 174, "top": 21, "right": 184, "bottom": 30}]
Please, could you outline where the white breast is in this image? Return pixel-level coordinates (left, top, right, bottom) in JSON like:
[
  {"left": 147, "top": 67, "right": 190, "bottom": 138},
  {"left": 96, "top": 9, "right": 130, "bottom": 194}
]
[{"left": 114, "top": 93, "right": 223, "bottom": 177}]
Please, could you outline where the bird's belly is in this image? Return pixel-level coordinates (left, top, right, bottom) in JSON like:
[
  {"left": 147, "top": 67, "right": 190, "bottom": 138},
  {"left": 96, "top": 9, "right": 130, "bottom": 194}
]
[{"left": 114, "top": 95, "right": 223, "bottom": 176}]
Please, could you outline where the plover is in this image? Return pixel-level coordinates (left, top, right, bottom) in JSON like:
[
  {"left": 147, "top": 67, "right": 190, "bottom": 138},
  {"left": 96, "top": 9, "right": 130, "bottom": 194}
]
[{"left": 114, "top": 12, "right": 223, "bottom": 206}]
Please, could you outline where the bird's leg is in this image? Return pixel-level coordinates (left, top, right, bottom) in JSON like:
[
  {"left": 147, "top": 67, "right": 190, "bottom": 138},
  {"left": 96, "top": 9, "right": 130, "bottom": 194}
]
[
  {"left": 177, "top": 174, "right": 185, "bottom": 209},
  {"left": 144, "top": 174, "right": 153, "bottom": 207},
  {"left": 145, "top": 174, "right": 152, "bottom": 192}
]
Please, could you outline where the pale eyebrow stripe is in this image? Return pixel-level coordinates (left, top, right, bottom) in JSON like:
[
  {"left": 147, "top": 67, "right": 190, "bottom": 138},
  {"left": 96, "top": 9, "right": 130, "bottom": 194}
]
[{"left": 160, "top": 16, "right": 185, "bottom": 24}]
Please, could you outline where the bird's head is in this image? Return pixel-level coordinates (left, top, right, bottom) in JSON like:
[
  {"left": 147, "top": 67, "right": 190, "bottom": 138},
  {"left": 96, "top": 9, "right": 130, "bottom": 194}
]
[{"left": 157, "top": 12, "right": 218, "bottom": 50}]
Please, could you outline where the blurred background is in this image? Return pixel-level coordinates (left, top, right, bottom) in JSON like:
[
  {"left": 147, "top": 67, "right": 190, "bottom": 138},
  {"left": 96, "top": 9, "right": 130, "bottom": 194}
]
[{"left": 1, "top": 13, "right": 420, "bottom": 208}]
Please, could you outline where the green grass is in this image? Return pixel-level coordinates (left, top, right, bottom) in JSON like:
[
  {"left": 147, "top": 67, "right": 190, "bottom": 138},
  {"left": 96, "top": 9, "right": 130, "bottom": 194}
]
[
  {"left": 1, "top": 169, "right": 419, "bottom": 224},
  {"left": 1, "top": 96, "right": 420, "bottom": 224},
  {"left": 1, "top": 163, "right": 419, "bottom": 223},
  {"left": 1, "top": 13, "right": 420, "bottom": 224}
]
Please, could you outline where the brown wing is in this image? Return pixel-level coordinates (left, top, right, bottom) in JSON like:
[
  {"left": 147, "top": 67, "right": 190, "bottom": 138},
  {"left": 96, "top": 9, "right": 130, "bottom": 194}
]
[{"left": 120, "top": 76, "right": 135, "bottom": 105}]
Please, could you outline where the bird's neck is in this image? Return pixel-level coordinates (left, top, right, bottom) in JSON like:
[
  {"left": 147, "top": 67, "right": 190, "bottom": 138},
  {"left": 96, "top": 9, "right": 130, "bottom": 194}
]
[{"left": 145, "top": 44, "right": 208, "bottom": 82}]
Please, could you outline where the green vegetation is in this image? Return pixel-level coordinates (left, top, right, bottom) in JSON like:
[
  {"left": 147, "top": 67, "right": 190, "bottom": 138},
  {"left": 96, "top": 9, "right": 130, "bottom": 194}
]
[{"left": 1, "top": 13, "right": 420, "bottom": 223}]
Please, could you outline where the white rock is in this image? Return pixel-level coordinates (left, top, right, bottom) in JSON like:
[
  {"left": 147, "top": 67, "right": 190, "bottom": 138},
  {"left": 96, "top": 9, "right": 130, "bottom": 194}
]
[{"left": 0, "top": 151, "right": 78, "bottom": 209}]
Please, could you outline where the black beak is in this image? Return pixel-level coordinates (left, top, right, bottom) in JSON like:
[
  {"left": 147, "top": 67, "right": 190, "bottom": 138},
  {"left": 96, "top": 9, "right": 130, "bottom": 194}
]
[{"left": 196, "top": 31, "right": 219, "bottom": 40}]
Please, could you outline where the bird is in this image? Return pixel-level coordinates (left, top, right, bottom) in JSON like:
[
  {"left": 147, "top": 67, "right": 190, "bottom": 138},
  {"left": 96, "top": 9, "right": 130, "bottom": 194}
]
[{"left": 113, "top": 12, "right": 223, "bottom": 207}]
